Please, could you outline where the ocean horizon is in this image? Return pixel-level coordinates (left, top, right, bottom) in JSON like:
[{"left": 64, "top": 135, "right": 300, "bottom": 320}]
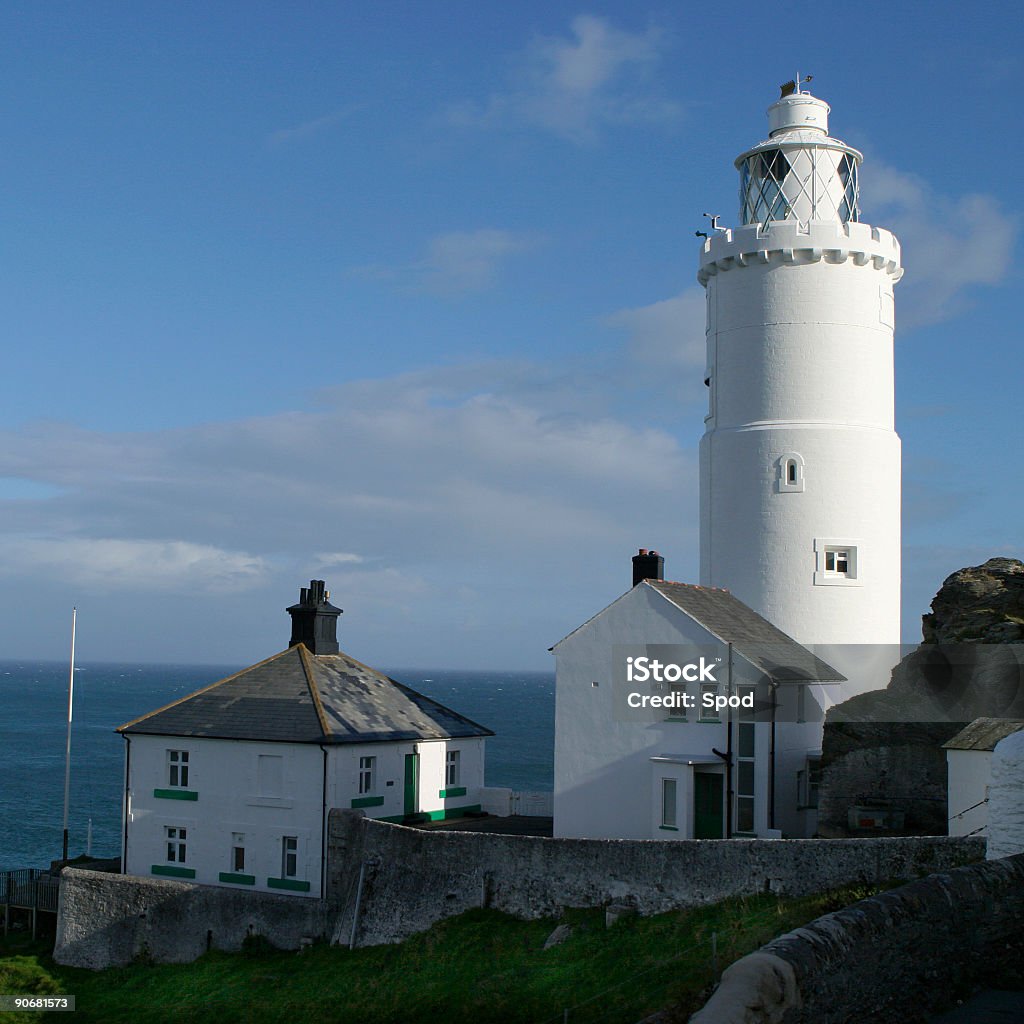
[{"left": 0, "top": 659, "right": 554, "bottom": 872}]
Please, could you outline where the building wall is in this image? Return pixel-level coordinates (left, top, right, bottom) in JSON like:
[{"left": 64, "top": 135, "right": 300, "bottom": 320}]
[
  {"left": 698, "top": 221, "right": 902, "bottom": 649},
  {"left": 124, "top": 734, "right": 326, "bottom": 898},
  {"left": 327, "top": 738, "right": 485, "bottom": 822},
  {"left": 947, "top": 749, "right": 991, "bottom": 837},
  {"left": 553, "top": 585, "right": 834, "bottom": 840},
  {"left": 124, "top": 733, "right": 487, "bottom": 899}
]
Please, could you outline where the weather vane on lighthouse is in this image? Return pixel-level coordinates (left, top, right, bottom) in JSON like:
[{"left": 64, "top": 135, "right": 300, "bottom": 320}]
[{"left": 779, "top": 72, "right": 813, "bottom": 97}]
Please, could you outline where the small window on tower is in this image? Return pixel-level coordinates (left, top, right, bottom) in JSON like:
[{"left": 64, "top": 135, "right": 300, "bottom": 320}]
[
  {"left": 814, "top": 540, "right": 861, "bottom": 587},
  {"left": 777, "top": 453, "right": 804, "bottom": 492}
]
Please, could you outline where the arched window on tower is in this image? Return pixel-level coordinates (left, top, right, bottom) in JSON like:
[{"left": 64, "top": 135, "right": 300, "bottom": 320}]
[{"left": 776, "top": 452, "right": 805, "bottom": 493}]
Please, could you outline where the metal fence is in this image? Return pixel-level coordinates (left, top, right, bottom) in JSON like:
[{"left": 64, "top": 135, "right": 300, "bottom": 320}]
[{"left": 2, "top": 868, "right": 61, "bottom": 933}]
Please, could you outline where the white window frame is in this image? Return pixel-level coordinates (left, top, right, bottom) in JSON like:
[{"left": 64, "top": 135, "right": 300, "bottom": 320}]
[
  {"left": 735, "top": 686, "right": 756, "bottom": 835},
  {"left": 445, "top": 750, "right": 461, "bottom": 788},
  {"left": 661, "top": 778, "right": 678, "bottom": 829},
  {"left": 814, "top": 538, "right": 862, "bottom": 587},
  {"left": 358, "top": 756, "right": 376, "bottom": 795},
  {"left": 281, "top": 835, "right": 298, "bottom": 879},
  {"left": 165, "top": 825, "right": 187, "bottom": 864},
  {"left": 167, "top": 749, "right": 189, "bottom": 788},
  {"left": 777, "top": 452, "right": 805, "bottom": 493},
  {"left": 231, "top": 832, "right": 246, "bottom": 873},
  {"left": 698, "top": 682, "right": 719, "bottom": 722}
]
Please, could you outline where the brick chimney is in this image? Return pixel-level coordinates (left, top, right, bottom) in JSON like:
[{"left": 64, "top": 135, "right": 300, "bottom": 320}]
[
  {"left": 287, "top": 579, "right": 342, "bottom": 654},
  {"left": 632, "top": 549, "right": 664, "bottom": 587}
]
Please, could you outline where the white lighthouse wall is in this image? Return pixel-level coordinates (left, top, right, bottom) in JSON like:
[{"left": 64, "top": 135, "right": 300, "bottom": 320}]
[{"left": 699, "top": 221, "right": 902, "bottom": 656}]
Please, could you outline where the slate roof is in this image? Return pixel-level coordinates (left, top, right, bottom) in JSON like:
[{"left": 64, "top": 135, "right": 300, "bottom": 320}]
[
  {"left": 551, "top": 580, "right": 845, "bottom": 684},
  {"left": 118, "top": 644, "right": 494, "bottom": 744},
  {"left": 943, "top": 717, "right": 1024, "bottom": 752}
]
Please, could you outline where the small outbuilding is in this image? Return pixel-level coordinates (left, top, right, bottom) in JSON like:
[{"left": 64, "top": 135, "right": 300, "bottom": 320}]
[
  {"left": 118, "top": 580, "right": 492, "bottom": 897},
  {"left": 944, "top": 717, "right": 1024, "bottom": 838}
]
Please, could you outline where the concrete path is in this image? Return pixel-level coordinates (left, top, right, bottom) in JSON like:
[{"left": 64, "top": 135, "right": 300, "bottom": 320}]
[{"left": 929, "top": 990, "right": 1024, "bottom": 1022}]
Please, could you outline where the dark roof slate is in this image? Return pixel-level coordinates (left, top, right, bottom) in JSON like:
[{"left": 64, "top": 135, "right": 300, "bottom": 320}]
[
  {"left": 647, "top": 581, "right": 846, "bottom": 683},
  {"left": 119, "top": 645, "right": 494, "bottom": 744},
  {"left": 943, "top": 717, "right": 1024, "bottom": 751}
]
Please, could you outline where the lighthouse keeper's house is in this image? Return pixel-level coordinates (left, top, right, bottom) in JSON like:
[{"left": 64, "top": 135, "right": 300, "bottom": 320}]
[{"left": 118, "top": 580, "right": 492, "bottom": 899}]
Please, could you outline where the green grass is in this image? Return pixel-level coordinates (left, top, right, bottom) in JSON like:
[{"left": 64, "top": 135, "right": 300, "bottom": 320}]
[{"left": 0, "top": 884, "right": 886, "bottom": 1024}]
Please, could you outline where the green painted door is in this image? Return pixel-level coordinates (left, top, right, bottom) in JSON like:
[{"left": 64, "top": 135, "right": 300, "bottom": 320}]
[
  {"left": 403, "top": 753, "right": 419, "bottom": 816},
  {"left": 694, "top": 774, "right": 724, "bottom": 839}
]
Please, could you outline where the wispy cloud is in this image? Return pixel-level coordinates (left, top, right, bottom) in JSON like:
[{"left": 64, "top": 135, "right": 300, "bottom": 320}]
[
  {"left": 355, "top": 229, "right": 538, "bottom": 296},
  {"left": 447, "top": 15, "right": 680, "bottom": 144},
  {"left": 267, "top": 106, "right": 358, "bottom": 146},
  {"left": 863, "top": 162, "right": 1019, "bottom": 328},
  {"left": 0, "top": 537, "right": 266, "bottom": 591}
]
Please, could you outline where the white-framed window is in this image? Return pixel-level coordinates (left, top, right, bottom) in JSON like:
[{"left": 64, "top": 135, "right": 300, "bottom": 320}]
[
  {"left": 358, "top": 756, "right": 376, "bottom": 795},
  {"left": 165, "top": 825, "right": 187, "bottom": 863},
  {"left": 735, "top": 686, "right": 756, "bottom": 834},
  {"left": 797, "top": 756, "right": 822, "bottom": 810},
  {"left": 446, "top": 750, "right": 461, "bottom": 788},
  {"left": 167, "top": 750, "right": 189, "bottom": 788},
  {"left": 258, "top": 754, "right": 284, "bottom": 797},
  {"left": 661, "top": 778, "right": 677, "bottom": 829},
  {"left": 699, "top": 682, "right": 719, "bottom": 722},
  {"left": 776, "top": 452, "right": 805, "bottom": 492},
  {"left": 814, "top": 539, "right": 862, "bottom": 587},
  {"left": 231, "top": 832, "right": 246, "bottom": 873},
  {"left": 281, "top": 836, "right": 298, "bottom": 879}
]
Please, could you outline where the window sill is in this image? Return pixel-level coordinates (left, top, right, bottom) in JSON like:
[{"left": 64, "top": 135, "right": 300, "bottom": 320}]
[
  {"left": 219, "top": 872, "right": 255, "bottom": 886},
  {"left": 351, "top": 795, "right": 385, "bottom": 808},
  {"left": 152, "top": 865, "right": 195, "bottom": 879},
  {"left": 153, "top": 788, "right": 198, "bottom": 801},
  {"left": 438, "top": 787, "right": 467, "bottom": 798},
  {"left": 267, "top": 877, "right": 311, "bottom": 892},
  {"left": 697, "top": 718, "right": 721, "bottom": 725},
  {"left": 658, "top": 825, "right": 680, "bottom": 832}
]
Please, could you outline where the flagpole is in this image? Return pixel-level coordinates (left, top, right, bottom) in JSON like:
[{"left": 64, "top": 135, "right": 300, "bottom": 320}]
[{"left": 62, "top": 607, "right": 77, "bottom": 862}]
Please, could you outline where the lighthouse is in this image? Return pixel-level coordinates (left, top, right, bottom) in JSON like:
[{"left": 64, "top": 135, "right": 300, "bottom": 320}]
[{"left": 698, "top": 79, "right": 902, "bottom": 647}]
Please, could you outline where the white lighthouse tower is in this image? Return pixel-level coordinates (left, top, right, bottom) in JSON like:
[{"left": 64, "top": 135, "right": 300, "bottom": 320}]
[{"left": 698, "top": 79, "right": 902, "bottom": 647}]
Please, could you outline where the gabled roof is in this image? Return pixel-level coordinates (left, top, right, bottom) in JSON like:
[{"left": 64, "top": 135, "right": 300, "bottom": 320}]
[
  {"left": 550, "top": 580, "right": 844, "bottom": 684},
  {"left": 118, "top": 644, "right": 494, "bottom": 744},
  {"left": 943, "top": 718, "right": 1024, "bottom": 752}
]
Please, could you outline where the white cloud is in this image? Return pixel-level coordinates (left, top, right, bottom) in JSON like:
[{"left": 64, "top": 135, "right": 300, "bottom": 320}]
[
  {"left": 355, "top": 229, "right": 537, "bottom": 296},
  {"left": 863, "top": 162, "right": 1019, "bottom": 328},
  {"left": 267, "top": 107, "right": 357, "bottom": 146},
  {"left": 0, "top": 538, "right": 267, "bottom": 592},
  {"left": 447, "top": 15, "right": 680, "bottom": 144}
]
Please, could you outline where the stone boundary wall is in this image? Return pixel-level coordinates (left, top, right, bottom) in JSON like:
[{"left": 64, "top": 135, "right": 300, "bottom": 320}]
[
  {"left": 327, "top": 810, "right": 984, "bottom": 947},
  {"left": 691, "top": 853, "right": 1024, "bottom": 1023},
  {"left": 54, "top": 868, "right": 329, "bottom": 970}
]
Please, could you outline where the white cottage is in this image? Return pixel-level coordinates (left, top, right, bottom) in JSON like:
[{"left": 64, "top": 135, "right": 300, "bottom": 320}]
[
  {"left": 119, "top": 580, "right": 492, "bottom": 898},
  {"left": 945, "top": 718, "right": 1024, "bottom": 838},
  {"left": 552, "top": 553, "right": 843, "bottom": 841}
]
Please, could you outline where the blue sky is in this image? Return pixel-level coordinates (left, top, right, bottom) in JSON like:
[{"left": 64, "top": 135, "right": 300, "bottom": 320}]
[{"left": 0, "top": 2, "right": 1020, "bottom": 668}]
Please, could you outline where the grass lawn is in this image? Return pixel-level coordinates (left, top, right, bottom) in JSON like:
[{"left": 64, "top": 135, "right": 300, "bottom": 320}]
[{"left": 0, "top": 884, "right": 883, "bottom": 1024}]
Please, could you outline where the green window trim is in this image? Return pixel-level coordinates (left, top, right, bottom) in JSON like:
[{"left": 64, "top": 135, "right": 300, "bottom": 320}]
[
  {"left": 658, "top": 825, "right": 680, "bottom": 832},
  {"left": 438, "top": 786, "right": 467, "bottom": 798},
  {"left": 664, "top": 716, "right": 688, "bottom": 723},
  {"left": 152, "top": 864, "right": 196, "bottom": 879},
  {"left": 153, "top": 788, "right": 198, "bottom": 801},
  {"left": 350, "top": 795, "right": 385, "bottom": 808},
  {"left": 219, "top": 872, "right": 256, "bottom": 885},
  {"left": 267, "top": 877, "right": 311, "bottom": 892}
]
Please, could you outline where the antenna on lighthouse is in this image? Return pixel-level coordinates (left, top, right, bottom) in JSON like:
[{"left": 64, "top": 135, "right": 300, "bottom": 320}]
[{"left": 780, "top": 73, "right": 813, "bottom": 98}]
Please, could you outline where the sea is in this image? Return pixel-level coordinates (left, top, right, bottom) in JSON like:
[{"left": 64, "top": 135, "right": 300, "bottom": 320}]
[{"left": 0, "top": 660, "right": 555, "bottom": 872}]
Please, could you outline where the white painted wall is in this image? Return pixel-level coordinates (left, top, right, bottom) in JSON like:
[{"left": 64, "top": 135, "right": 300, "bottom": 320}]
[
  {"left": 947, "top": 749, "right": 992, "bottom": 838},
  {"left": 553, "top": 584, "right": 826, "bottom": 840},
  {"left": 987, "top": 730, "right": 1024, "bottom": 859},
  {"left": 125, "top": 733, "right": 487, "bottom": 897},
  {"left": 124, "top": 735, "right": 326, "bottom": 898}
]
